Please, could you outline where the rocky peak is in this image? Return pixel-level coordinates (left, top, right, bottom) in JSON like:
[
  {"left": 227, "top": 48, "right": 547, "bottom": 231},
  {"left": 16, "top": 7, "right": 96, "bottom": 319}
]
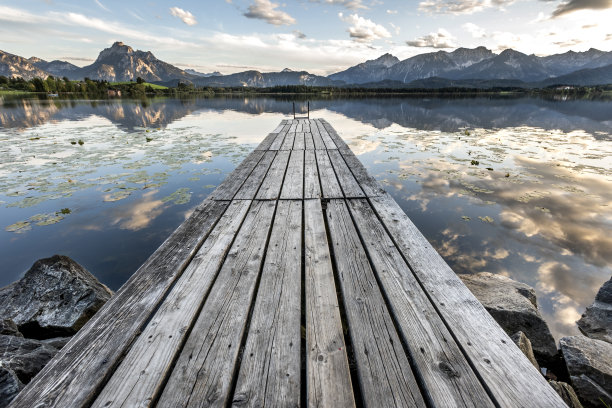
[
  {"left": 373, "top": 53, "right": 399, "bottom": 67},
  {"left": 95, "top": 41, "right": 135, "bottom": 63},
  {"left": 281, "top": 68, "right": 293, "bottom": 73}
]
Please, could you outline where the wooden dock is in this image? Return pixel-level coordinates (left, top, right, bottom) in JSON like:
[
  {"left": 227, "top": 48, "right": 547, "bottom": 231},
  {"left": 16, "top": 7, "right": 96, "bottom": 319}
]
[{"left": 9, "top": 119, "right": 566, "bottom": 407}]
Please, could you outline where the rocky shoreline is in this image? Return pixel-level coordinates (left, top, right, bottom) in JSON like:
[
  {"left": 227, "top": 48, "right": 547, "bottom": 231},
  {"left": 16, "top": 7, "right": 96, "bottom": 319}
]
[
  {"left": 0, "top": 255, "right": 609, "bottom": 407},
  {"left": 0, "top": 255, "right": 112, "bottom": 407},
  {"left": 460, "top": 273, "right": 612, "bottom": 408}
]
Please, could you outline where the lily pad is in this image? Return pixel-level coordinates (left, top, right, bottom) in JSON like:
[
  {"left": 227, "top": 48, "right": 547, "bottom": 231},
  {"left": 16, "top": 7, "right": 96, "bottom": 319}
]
[{"left": 162, "top": 188, "right": 191, "bottom": 205}]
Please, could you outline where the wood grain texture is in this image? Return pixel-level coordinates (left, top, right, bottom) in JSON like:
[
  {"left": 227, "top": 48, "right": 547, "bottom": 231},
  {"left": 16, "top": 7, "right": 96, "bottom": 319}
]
[
  {"left": 325, "top": 199, "right": 425, "bottom": 408},
  {"left": 309, "top": 121, "right": 326, "bottom": 150},
  {"left": 320, "top": 119, "right": 350, "bottom": 150},
  {"left": 304, "top": 132, "right": 315, "bottom": 150},
  {"left": 234, "top": 151, "right": 276, "bottom": 200},
  {"left": 209, "top": 150, "right": 265, "bottom": 201},
  {"left": 92, "top": 200, "right": 252, "bottom": 408},
  {"left": 270, "top": 125, "right": 290, "bottom": 151},
  {"left": 256, "top": 133, "right": 277, "bottom": 151},
  {"left": 7, "top": 200, "right": 229, "bottom": 408},
  {"left": 338, "top": 148, "right": 386, "bottom": 197},
  {"left": 315, "top": 150, "right": 343, "bottom": 199},
  {"left": 327, "top": 150, "right": 365, "bottom": 198},
  {"left": 293, "top": 132, "right": 305, "bottom": 150},
  {"left": 370, "top": 193, "right": 568, "bottom": 408},
  {"left": 314, "top": 119, "right": 337, "bottom": 150},
  {"left": 305, "top": 199, "right": 355, "bottom": 408},
  {"left": 304, "top": 150, "right": 321, "bottom": 200},
  {"left": 347, "top": 199, "right": 494, "bottom": 408},
  {"left": 281, "top": 131, "right": 296, "bottom": 151},
  {"left": 231, "top": 200, "right": 302, "bottom": 408},
  {"left": 157, "top": 200, "right": 276, "bottom": 408},
  {"left": 281, "top": 150, "right": 304, "bottom": 200},
  {"left": 256, "top": 150, "right": 290, "bottom": 200}
]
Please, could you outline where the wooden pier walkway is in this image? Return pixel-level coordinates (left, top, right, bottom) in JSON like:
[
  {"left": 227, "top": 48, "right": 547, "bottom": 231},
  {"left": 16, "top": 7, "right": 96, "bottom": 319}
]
[{"left": 9, "top": 119, "right": 566, "bottom": 407}]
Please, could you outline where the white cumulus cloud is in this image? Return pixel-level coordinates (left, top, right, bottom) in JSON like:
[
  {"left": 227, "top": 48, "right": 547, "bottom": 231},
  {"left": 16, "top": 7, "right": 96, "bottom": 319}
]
[
  {"left": 418, "top": 0, "right": 515, "bottom": 15},
  {"left": 244, "top": 0, "right": 296, "bottom": 26},
  {"left": 339, "top": 12, "right": 391, "bottom": 42},
  {"left": 169, "top": 7, "right": 197, "bottom": 26},
  {"left": 463, "top": 22, "right": 486, "bottom": 38},
  {"left": 406, "top": 28, "right": 457, "bottom": 48}
]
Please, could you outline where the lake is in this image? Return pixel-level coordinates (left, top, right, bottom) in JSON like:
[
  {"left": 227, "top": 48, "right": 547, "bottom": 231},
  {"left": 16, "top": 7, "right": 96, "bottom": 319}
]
[{"left": 1, "top": 94, "right": 610, "bottom": 341}]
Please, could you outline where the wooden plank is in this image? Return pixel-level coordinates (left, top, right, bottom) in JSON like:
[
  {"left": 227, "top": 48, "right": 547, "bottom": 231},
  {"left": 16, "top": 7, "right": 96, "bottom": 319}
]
[
  {"left": 273, "top": 120, "right": 288, "bottom": 133},
  {"left": 347, "top": 199, "right": 494, "bottom": 408},
  {"left": 281, "top": 130, "right": 296, "bottom": 150},
  {"left": 280, "top": 150, "right": 304, "bottom": 200},
  {"left": 314, "top": 119, "right": 337, "bottom": 150},
  {"left": 302, "top": 121, "right": 311, "bottom": 133},
  {"left": 8, "top": 199, "right": 229, "bottom": 408},
  {"left": 370, "top": 193, "right": 568, "bottom": 408},
  {"left": 209, "top": 150, "right": 265, "bottom": 200},
  {"left": 255, "top": 133, "right": 277, "bottom": 151},
  {"left": 232, "top": 200, "right": 302, "bottom": 407},
  {"left": 296, "top": 122, "right": 303, "bottom": 132},
  {"left": 325, "top": 199, "right": 425, "bottom": 408},
  {"left": 304, "top": 150, "right": 321, "bottom": 199},
  {"left": 315, "top": 150, "right": 343, "bottom": 199},
  {"left": 320, "top": 119, "right": 350, "bottom": 150},
  {"left": 327, "top": 149, "right": 365, "bottom": 198},
  {"left": 256, "top": 150, "right": 290, "bottom": 200},
  {"left": 338, "top": 148, "right": 386, "bottom": 197},
  {"left": 92, "top": 200, "right": 252, "bottom": 408},
  {"left": 304, "top": 199, "right": 355, "bottom": 408},
  {"left": 289, "top": 122, "right": 298, "bottom": 133},
  {"left": 293, "top": 132, "right": 305, "bottom": 150},
  {"left": 157, "top": 200, "right": 276, "bottom": 408},
  {"left": 234, "top": 151, "right": 276, "bottom": 200},
  {"left": 270, "top": 125, "right": 289, "bottom": 151},
  {"left": 310, "top": 121, "right": 326, "bottom": 150},
  {"left": 304, "top": 132, "right": 315, "bottom": 150}
]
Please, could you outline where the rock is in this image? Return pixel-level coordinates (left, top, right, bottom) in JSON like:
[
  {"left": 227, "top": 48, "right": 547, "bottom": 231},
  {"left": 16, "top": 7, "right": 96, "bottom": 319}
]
[
  {"left": 0, "top": 334, "right": 58, "bottom": 384},
  {"left": 41, "top": 337, "right": 71, "bottom": 350},
  {"left": 511, "top": 331, "right": 539, "bottom": 370},
  {"left": 0, "top": 366, "right": 24, "bottom": 408},
  {"left": 0, "top": 319, "right": 23, "bottom": 337},
  {"left": 0, "top": 255, "right": 112, "bottom": 339},
  {"left": 459, "top": 272, "right": 558, "bottom": 361},
  {"left": 578, "top": 277, "right": 612, "bottom": 344},
  {"left": 548, "top": 381, "right": 583, "bottom": 408},
  {"left": 560, "top": 336, "right": 612, "bottom": 407}
]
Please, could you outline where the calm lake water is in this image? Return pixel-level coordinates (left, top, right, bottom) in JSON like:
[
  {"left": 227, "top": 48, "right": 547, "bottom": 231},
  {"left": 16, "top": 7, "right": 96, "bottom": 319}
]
[{"left": 1, "top": 94, "right": 610, "bottom": 341}]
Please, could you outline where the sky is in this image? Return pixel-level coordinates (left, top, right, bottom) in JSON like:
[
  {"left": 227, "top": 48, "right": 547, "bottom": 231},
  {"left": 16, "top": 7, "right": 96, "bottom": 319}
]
[{"left": 0, "top": 0, "right": 611, "bottom": 75}]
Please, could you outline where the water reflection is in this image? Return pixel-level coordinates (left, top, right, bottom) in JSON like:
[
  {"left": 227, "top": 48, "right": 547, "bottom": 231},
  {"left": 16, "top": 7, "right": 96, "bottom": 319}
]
[{"left": 0, "top": 95, "right": 610, "bottom": 341}]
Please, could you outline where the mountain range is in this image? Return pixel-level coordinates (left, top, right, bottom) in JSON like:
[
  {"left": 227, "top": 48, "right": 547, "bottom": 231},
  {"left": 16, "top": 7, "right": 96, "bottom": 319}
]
[{"left": 1, "top": 41, "right": 611, "bottom": 88}]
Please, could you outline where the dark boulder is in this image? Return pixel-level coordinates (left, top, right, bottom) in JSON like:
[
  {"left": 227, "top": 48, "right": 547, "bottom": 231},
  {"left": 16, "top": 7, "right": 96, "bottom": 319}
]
[
  {"left": 0, "top": 255, "right": 112, "bottom": 339},
  {"left": 0, "top": 366, "right": 23, "bottom": 408},
  {"left": 577, "top": 277, "right": 612, "bottom": 344}
]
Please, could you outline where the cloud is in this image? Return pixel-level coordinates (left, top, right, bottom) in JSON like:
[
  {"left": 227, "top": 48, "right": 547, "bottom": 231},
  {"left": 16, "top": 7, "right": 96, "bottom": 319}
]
[
  {"left": 553, "top": 38, "right": 584, "bottom": 46},
  {"left": 551, "top": 0, "right": 612, "bottom": 17},
  {"left": 386, "top": 9, "right": 398, "bottom": 14},
  {"left": 94, "top": 0, "right": 110, "bottom": 12},
  {"left": 463, "top": 22, "right": 486, "bottom": 38},
  {"left": 169, "top": 7, "right": 197, "bottom": 26},
  {"left": 418, "top": 0, "right": 515, "bottom": 15},
  {"left": 310, "top": 0, "right": 367, "bottom": 10},
  {"left": 244, "top": 0, "right": 296, "bottom": 25},
  {"left": 406, "top": 28, "right": 457, "bottom": 48},
  {"left": 293, "top": 30, "right": 307, "bottom": 39},
  {"left": 339, "top": 12, "right": 391, "bottom": 42}
]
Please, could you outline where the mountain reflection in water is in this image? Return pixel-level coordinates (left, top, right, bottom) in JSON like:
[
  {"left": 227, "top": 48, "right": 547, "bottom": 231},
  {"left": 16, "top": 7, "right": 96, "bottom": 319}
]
[{"left": 0, "top": 95, "right": 610, "bottom": 341}]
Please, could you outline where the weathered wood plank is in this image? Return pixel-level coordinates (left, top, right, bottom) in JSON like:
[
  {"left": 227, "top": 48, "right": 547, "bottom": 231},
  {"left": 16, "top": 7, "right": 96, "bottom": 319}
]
[
  {"left": 289, "top": 122, "right": 298, "bottom": 133},
  {"left": 255, "top": 133, "right": 277, "bottom": 151},
  {"left": 327, "top": 149, "right": 365, "bottom": 198},
  {"left": 304, "top": 150, "right": 321, "bottom": 199},
  {"left": 296, "top": 122, "right": 303, "bottom": 132},
  {"left": 305, "top": 199, "right": 355, "bottom": 408},
  {"left": 370, "top": 193, "right": 568, "bottom": 408},
  {"left": 8, "top": 199, "right": 229, "bottom": 408},
  {"left": 302, "top": 121, "right": 311, "bottom": 133},
  {"left": 92, "top": 200, "right": 252, "bottom": 408},
  {"left": 315, "top": 150, "right": 343, "bottom": 199},
  {"left": 157, "top": 200, "right": 276, "bottom": 408},
  {"left": 338, "top": 148, "right": 386, "bottom": 197},
  {"left": 293, "top": 132, "right": 305, "bottom": 150},
  {"left": 325, "top": 199, "right": 425, "bottom": 408},
  {"left": 209, "top": 150, "right": 265, "bottom": 200},
  {"left": 269, "top": 125, "right": 289, "bottom": 151},
  {"left": 231, "top": 200, "right": 302, "bottom": 407},
  {"left": 314, "top": 119, "right": 337, "bottom": 150},
  {"left": 234, "top": 151, "right": 276, "bottom": 199},
  {"left": 255, "top": 150, "right": 290, "bottom": 200},
  {"left": 347, "top": 199, "right": 494, "bottom": 408},
  {"left": 281, "top": 130, "right": 296, "bottom": 150},
  {"left": 280, "top": 150, "right": 304, "bottom": 200},
  {"left": 304, "top": 132, "right": 315, "bottom": 150},
  {"left": 310, "top": 121, "right": 326, "bottom": 150},
  {"left": 320, "top": 119, "right": 350, "bottom": 150}
]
